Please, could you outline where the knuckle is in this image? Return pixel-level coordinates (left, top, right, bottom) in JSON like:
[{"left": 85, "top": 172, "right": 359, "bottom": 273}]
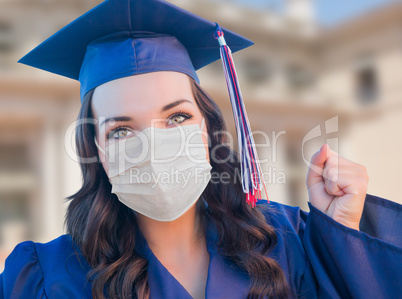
[
  {"left": 361, "top": 165, "right": 368, "bottom": 175},
  {"left": 356, "top": 177, "right": 368, "bottom": 191},
  {"left": 325, "top": 180, "right": 338, "bottom": 193},
  {"left": 325, "top": 167, "right": 338, "bottom": 180},
  {"left": 357, "top": 165, "right": 369, "bottom": 181},
  {"left": 327, "top": 156, "right": 338, "bottom": 166}
]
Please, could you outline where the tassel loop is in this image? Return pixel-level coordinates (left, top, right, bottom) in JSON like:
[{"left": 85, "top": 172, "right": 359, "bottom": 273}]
[{"left": 214, "top": 23, "right": 226, "bottom": 46}]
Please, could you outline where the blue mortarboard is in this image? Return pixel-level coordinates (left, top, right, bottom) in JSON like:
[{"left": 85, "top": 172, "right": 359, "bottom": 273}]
[
  {"left": 19, "top": 0, "right": 269, "bottom": 206},
  {"left": 18, "top": 0, "right": 253, "bottom": 100}
]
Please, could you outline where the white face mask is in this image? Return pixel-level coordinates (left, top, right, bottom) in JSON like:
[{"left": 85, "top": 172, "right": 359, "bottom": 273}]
[{"left": 95, "top": 118, "right": 212, "bottom": 221}]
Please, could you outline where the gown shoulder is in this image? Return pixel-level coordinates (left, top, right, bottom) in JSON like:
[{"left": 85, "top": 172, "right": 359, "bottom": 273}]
[{"left": 0, "top": 235, "right": 92, "bottom": 299}]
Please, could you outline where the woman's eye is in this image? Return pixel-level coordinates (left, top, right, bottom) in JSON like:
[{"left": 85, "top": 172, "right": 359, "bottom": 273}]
[
  {"left": 168, "top": 115, "right": 186, "bottom": 125},
  {"left": 166, "top": 112, "right": 192, "bottom": 126},
  {"left": 108, "top": 127, "right": 133, "bottom": 139}
]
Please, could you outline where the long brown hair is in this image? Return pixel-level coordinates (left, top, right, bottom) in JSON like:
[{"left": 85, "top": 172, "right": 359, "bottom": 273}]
[{"left": 65, "top": 78, "right": 291, "bottom": 298}]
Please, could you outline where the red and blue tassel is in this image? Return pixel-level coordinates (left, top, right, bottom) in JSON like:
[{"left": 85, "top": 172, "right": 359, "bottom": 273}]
[{"left": 214, "top": 23, "right": 269, "bottom": 207}]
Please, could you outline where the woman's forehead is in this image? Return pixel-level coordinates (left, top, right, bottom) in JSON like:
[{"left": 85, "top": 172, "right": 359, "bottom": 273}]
[{"left": 91, "top": 71, "right": 195, "bottom": 117}]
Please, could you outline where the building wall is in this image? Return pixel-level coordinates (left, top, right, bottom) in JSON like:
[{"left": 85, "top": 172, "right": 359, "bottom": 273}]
[{"left": 316, "top": 9, "right": 402, "bottom": 203}]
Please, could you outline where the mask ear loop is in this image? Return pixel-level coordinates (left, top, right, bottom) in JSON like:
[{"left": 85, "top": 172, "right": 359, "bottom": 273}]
[
  {"left": 200, "top": 117, "right": 205, "bottom": 131},
  {"left": 94, "top": 136, "right": 106, "bottom": 155}
]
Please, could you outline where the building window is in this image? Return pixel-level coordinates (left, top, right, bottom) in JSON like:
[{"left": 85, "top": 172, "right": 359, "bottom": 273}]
[
  {"left": 0, "top": 21, "right": 14, "bottom": 53},
  {"left": 355, "top": 66, "right": 378, "bottom": 104},
  {"left": 286, "top": 64, "right": 315, "bottom": 91},
  {"left": 242, "top": 58, "right": 272, "bottom": 85},
  {"left": 354, "top": 54, "right": 379, "bottom": 104}
]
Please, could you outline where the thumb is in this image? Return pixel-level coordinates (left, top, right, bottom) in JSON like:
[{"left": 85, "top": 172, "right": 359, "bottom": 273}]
[{"left": 306, "top": 144, "right": 329, "bottom": 187}]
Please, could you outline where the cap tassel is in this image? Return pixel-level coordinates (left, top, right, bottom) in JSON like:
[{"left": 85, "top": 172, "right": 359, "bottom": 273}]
[{"left": 214, "top": 23, "right": 269, "bottom": 207}]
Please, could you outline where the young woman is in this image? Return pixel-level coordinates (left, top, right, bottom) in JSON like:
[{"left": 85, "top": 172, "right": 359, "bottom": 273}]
[{"left": 1, "top": 0, "right": 401, "bottom": 298}]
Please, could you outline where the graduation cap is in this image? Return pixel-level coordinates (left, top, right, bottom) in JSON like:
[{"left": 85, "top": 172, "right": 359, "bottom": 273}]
[{"left": 18, "top": 0, "right": 268, "bottom": 207}]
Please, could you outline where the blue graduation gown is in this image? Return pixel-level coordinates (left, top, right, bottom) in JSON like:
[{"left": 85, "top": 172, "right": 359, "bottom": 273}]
[{"left": 1, "top": 194, "right": 401, "bottom": 298}]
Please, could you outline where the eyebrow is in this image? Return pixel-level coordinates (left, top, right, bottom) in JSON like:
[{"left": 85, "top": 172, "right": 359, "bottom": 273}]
[
  {"left": 100, "top": 99, "right": 193, "bottom": 127},
  {"left": 100, "top": 116, "right": 132, "bottom": 127},
  {"left": 161, "top": 99, "right": 193, "bottom": 112}
]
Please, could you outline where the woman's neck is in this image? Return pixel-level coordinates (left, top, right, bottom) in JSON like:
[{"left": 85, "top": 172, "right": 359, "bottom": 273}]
[{"left": 135, "top": 203, "right": 206, "bottom": 262}]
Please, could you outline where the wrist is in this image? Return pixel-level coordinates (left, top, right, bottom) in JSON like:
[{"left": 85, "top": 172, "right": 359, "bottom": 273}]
[{"left": 332, "top": 217, "right": 360, "bottom": 231}]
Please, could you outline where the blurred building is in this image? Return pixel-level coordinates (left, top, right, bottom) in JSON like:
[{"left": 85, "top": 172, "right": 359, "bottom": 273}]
[{"left": 0, "top": 0, "right": 401, "bottom": 271}]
